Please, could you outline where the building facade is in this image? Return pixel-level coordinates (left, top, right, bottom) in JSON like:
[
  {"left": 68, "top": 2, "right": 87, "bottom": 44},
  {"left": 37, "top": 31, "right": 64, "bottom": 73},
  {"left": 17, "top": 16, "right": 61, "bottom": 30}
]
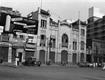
[
  {"left": 0, "top": 7, "right": 38, "bottom": 63},
  {"left": 0, "top": 7, "right": 87, "bottom": 64},
  {"left": 58, "top": 20, "right": 86, "bottom": 64},
  {"left": 27, "top": 7, "right": 87, "bottom": 64}
]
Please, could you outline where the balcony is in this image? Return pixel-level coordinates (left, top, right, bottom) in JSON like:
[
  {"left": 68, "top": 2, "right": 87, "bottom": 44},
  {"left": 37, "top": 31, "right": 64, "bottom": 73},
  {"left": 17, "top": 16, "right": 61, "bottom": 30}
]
[{"left": 62, "top": 43, "right": 68, "bottom": 48}]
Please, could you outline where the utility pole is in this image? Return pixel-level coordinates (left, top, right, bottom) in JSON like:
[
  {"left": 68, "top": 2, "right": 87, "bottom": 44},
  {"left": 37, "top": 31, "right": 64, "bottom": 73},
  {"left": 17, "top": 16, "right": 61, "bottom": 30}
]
[
  {"left": 78, "top": 11, "right": 80, "bottom": 20},
  {"left": 78, "top": 11, "right": 80, "bottom": 63},
  {"left": 40, "top": 0, "right": 42, "bottom": 9}
]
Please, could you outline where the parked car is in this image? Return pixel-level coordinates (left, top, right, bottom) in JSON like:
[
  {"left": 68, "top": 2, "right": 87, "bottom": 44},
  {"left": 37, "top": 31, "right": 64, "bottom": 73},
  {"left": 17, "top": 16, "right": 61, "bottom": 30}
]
[
  {"left": 97, "top": 63, "right": 103, "bottom": 67},
  {"left": 0, "top": 57, "right": 3, "bottom": 63},
  {"left": 78, "top": 62, "right": 89, "bottom": 67},
  {"left": 87, "top": 63, "right": 93, "bottom": 67},
  {"left": 22, "top": 57, "right": 41, "bottom": 66},
  {"left": 78, "top": 62, "right": 103, "bottom": 68}
]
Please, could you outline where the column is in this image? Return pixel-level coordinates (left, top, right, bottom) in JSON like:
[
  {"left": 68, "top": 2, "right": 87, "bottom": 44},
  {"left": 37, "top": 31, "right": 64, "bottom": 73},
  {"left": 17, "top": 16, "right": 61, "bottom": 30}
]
[{"left": 8, "top": 46, "right": 12, "bottom": 63}]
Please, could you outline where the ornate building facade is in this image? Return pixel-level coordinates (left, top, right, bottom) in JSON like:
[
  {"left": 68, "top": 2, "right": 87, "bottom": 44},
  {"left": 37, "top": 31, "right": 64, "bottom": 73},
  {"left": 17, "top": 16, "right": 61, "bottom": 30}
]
[
  {"left": 0, "top": 6, "right": 87, "bottom": 64},
  {"left": 27, "top": 7, "right": 87, "bottom": 64}
]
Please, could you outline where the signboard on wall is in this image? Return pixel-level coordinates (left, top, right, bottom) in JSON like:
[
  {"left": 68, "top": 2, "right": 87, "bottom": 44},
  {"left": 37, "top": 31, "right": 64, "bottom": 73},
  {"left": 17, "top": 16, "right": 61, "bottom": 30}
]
[
  {"left": 1, "top": 34, "right": 9, "bottom": 42},
  {"left": 24, "top": 25, "right": 36, "bottom": 28},
  {"left": 11, "top": 18, "right": 23, "bottom": 21},
  {"left": 25, "top": 43, "right": 36, "bottom": 49}
]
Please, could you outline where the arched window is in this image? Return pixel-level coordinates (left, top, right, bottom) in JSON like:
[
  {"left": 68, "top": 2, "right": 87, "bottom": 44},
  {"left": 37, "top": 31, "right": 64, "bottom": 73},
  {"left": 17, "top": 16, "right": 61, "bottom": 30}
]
[
  {"left": 81, "top": 41, "right": 85, "bottom": 50},
  {"left": 62, "top": 34, "right": 68, "bottom": 48}
]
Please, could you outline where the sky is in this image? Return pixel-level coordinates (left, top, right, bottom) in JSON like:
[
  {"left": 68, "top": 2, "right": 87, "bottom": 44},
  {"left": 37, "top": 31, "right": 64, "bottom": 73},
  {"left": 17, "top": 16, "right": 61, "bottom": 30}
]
[{"left": 1, "top": 0, "right": 105, "bottom": 21}]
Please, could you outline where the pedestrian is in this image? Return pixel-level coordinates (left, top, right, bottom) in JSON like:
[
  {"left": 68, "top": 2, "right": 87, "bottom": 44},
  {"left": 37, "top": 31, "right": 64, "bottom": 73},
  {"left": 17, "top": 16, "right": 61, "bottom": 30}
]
[
  {"left": 15, "top": 55, "right": 19, "bottom": 67},
  {"left": 102, "top": 63, "right": 105, "bottom": 70}
]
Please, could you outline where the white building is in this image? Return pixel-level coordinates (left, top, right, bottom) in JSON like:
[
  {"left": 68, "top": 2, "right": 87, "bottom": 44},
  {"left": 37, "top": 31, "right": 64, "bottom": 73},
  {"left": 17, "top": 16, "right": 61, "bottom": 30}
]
[
  {"left": 27, "top": 8, "right": 87, "bottom": 64},
  {"left": 0, "top": 7, "right": 87, "bottom": 64},
  {"left": 58, "top": 20, "right": 86, "bottom": 64}
]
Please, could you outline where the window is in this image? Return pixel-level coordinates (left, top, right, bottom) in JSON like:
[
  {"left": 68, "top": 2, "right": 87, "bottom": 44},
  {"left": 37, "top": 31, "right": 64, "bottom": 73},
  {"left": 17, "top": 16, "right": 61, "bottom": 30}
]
[
  {"left": 73, "top": 41, "right": 77, "bottom": 50},
  {"left": 28, "top": 36, "right": 33, "bottom": 39},
  {"left": 49, "top": 37, "right": 56, "bottom": 48},
  {"left": 40, "top": 35, "right": 46, "bottom": 47},
  {"left": 81, "top": 29, "right": 85, "bottom": 36},
  {"left": 81, "top": 41, "right": 85, "bottom": 50},
  {"left": 41, "top": 19, "right": 47, "bottom": 28},
  {"left": 62, "top": 34, "right": 68, "bottom": 48},
  {"left": 41, "top": 35, "right": 45, "bottom": 40},
  {"left": 19, "top": 35, "right": 24, "bottom": 40},
  {"left": 13, "top": 35, "right": 17, "bottom": 38}
]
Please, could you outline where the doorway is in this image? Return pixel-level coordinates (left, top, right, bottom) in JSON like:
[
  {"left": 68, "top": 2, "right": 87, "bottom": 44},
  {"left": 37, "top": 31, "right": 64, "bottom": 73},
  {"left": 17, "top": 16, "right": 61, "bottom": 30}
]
[
  {"left": 18, "top": 52, "right": 22, "bottom": 62},
  {"left": 72, "top": 53, "right": 77, "bottom": 64}
]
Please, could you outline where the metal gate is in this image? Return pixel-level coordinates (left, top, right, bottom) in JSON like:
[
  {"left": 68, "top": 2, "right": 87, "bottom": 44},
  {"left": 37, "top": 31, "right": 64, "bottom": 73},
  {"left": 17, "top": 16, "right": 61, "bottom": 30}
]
[
  {"left": 39, "top": 50, "right": 45, "bottom": 64},
  {"left": 61, "top": 50, "right": 68, "bottom": 64}
]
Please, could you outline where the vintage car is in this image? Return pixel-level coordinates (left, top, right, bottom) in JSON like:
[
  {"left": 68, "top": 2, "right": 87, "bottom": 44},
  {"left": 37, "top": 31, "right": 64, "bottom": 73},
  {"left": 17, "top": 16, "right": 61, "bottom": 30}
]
[
  {"left": 0, "top": 57, "right": 3, "bottom": 63},
  {"left": 78, "top": 62, "right": 103, "bottom": 67},
  {"left": 22, "top": 57, "right": 41, "bottom": 66},
  {"left": 78, "top": 62, "right": 89, "bottom": 67}
]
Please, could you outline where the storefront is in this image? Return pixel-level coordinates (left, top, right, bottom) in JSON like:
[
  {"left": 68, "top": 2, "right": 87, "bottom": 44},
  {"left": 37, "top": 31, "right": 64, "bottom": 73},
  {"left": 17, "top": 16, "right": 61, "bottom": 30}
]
[
  {"left": 12, "top": 42, "right": 25, "bottom": 63},
  {"left": 0, "top": 34, "right": 10, "bottom": 62},
  {"left": 39, "top": 50, "right": 45, "bottom": 64},
  {"left": 0, "top": 42, "right": 9, "bottom": 62},
  {"left": 25, "top": 43, "right": 36, "bottom": 60},
  {"left": 49, "top": 51, "right": 55, "bottom": 63}
]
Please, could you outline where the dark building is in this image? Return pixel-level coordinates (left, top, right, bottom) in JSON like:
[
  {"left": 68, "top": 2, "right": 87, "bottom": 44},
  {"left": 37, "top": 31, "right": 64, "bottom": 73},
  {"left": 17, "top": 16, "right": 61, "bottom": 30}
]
[
  {"left": 87, "top": 16, "right": 105, "bottom": 40},
  {"left": 87, "top": 16, "right": 105, "bottom": 63},
  {"left": 10, "top": 17, "right": 38, "bottom": 34},
  {"left": 0, "top": 6, "right": 38, "bottom": 63},
  {"left": 0, "top": 6, "right": 21, "bottom": 32}
]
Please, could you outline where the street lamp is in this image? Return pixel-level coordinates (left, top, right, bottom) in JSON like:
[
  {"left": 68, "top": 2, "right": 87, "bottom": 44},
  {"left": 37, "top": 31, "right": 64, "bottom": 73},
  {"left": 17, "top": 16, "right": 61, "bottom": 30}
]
[{"left": 46, "top": 37, "right": 52, "bottom": 65}]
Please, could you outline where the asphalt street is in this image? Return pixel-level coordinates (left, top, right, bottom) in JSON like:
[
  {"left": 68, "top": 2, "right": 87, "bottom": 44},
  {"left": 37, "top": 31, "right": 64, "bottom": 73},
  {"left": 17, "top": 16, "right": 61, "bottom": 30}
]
[{"left": 0, "top": 65, "right": 105, "bottom": 80}]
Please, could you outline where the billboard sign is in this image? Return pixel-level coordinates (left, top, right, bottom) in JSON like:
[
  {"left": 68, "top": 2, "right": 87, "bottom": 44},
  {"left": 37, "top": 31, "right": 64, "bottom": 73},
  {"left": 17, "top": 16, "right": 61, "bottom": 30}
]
[
  {"left": 11, "top": 18, "right": 23, "bottom": 21},
  {"left": 14, "top": 22, "right": 26, "bottom": 26},
  {"left": 24, "top": 25, "right": 36, "bottom": 28}
]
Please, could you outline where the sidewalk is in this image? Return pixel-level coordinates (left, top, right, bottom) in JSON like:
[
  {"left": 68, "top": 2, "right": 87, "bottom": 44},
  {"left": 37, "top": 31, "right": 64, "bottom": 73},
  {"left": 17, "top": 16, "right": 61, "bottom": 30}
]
[
  {"left": 41, "top": 63, "right": 79, "bottom": 68},
  {"left": 0, "top": 62, "right": 23, "bottom": 68},
  {"left": 0, "top": 62, "right": 79, "bottom": 67}
]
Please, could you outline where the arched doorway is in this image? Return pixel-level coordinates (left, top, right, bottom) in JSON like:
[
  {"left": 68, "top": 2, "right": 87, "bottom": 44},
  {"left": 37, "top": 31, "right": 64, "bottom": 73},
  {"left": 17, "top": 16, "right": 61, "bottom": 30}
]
[
  {"left": 80, "top": 53, "right": 84, "bottom": 62},
  {"left": 61, "top": 50, "right": 68, "bottom": 64},
  {"left": 39, "top": 50, "right": 45, "bottom": 64},
  {"left": 49, "top": 51, "right": 55, "bottom": 63},
  {"left": 72, "top": 53, "right": 77, "bottom": 64}
]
